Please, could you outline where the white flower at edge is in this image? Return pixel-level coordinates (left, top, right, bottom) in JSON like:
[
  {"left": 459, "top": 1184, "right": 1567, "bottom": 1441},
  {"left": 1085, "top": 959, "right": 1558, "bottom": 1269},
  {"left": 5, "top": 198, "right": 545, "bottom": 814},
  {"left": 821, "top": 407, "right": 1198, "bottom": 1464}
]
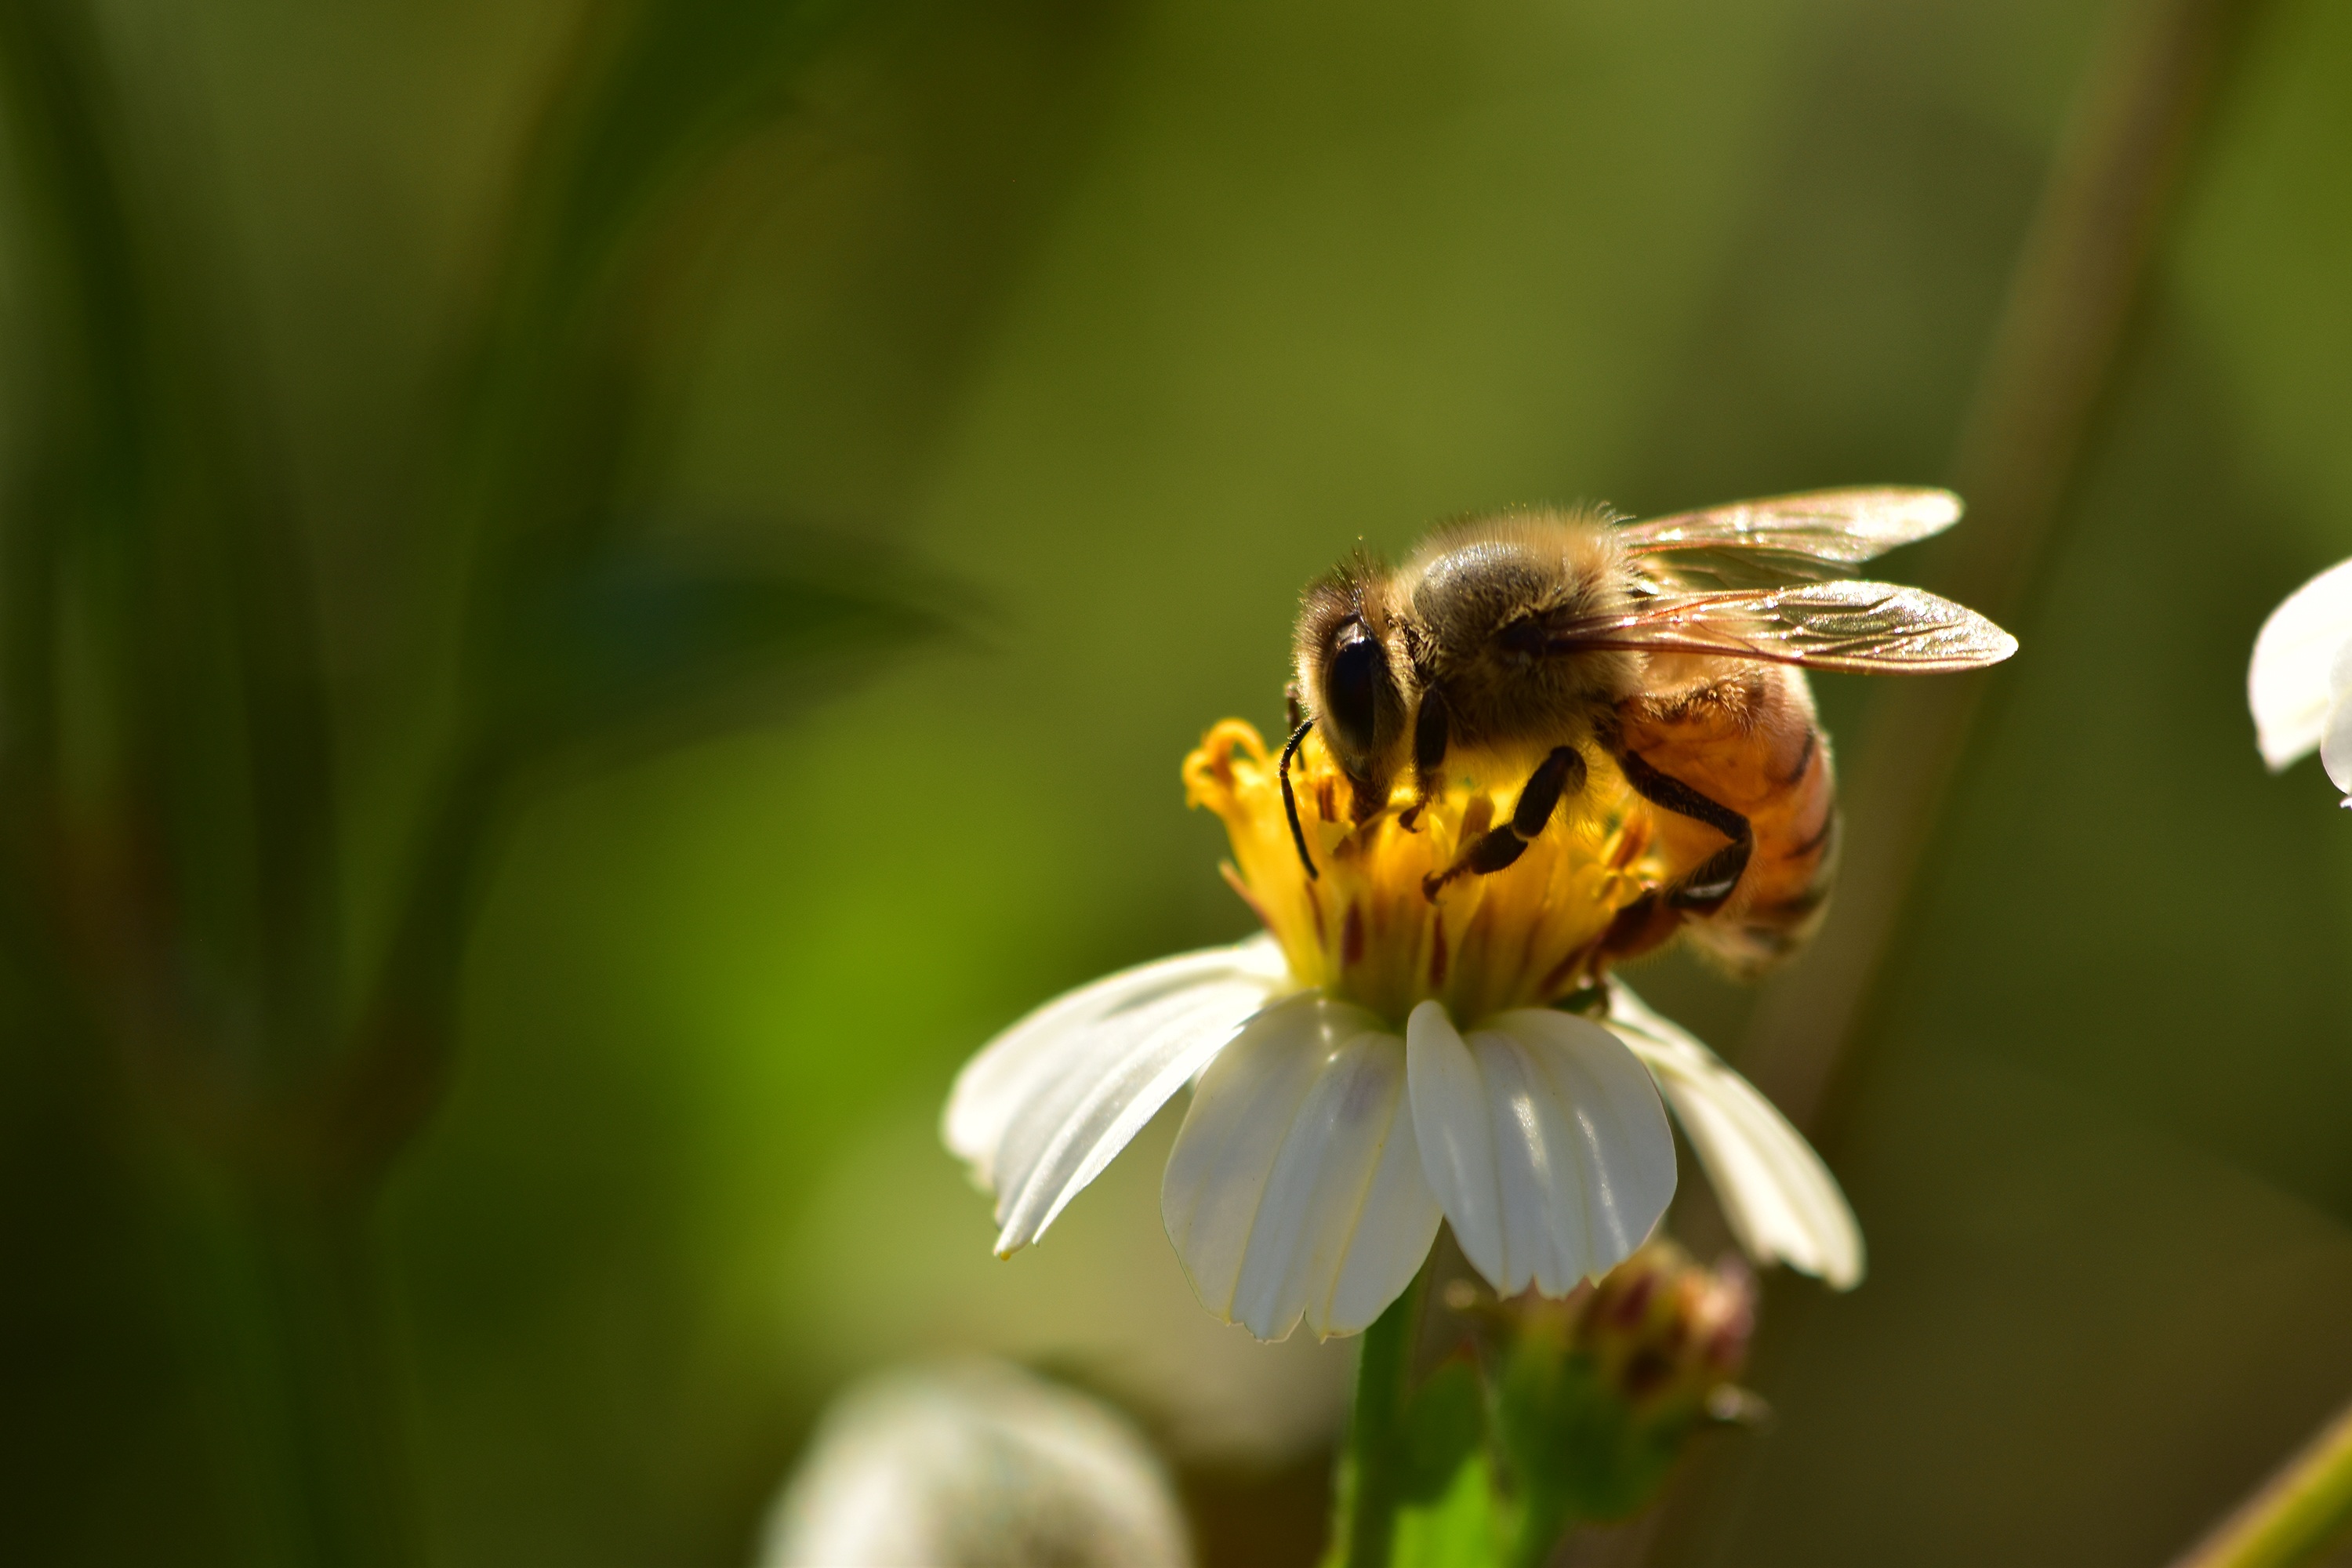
[
  {"left": 757, "top": 1359, "right": 1190, "bottom": 1568},
  {"left": 944, "top": 934, "right": 1863, "bottom": 1343},
  {"left": 2249, "top": 555, "right": 2352, "bottom": 804}
]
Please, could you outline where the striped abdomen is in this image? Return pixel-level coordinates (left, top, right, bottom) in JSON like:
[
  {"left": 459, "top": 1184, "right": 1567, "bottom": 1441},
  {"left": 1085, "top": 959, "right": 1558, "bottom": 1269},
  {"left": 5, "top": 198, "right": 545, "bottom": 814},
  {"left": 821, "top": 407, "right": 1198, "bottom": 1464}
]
[{"left": 1613, "top": 663, "right": 1838, "bottom": 977}]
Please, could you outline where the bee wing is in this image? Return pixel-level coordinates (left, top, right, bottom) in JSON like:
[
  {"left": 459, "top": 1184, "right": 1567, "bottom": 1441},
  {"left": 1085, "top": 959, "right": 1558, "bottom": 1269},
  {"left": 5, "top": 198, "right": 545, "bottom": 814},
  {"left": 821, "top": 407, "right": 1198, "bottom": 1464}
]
[
  {"left": 1548, "top": 580, "right": 2016, "bottom": 673},
  {"left": 1617, "top": 487, "right": 1962, "bottom": 587}
]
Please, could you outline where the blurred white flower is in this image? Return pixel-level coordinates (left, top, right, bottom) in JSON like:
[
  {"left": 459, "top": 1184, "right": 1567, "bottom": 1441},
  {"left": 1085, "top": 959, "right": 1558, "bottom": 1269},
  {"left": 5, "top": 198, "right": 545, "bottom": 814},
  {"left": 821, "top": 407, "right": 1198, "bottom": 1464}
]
[
  {"left": 2249, "top": 556, "right": 2352, "bottom": 804},
  {"left": 943, "top": 723, "right": 1861, "bottom": 1345},
  {"left": 757, "top": 1360, "right": 1190, "bottom": 1568}
]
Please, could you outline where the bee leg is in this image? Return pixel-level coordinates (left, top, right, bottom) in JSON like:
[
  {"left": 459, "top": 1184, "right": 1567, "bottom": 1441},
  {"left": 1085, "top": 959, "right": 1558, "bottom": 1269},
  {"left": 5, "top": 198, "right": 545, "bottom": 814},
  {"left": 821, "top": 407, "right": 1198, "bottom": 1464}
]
[
  {"left": 1508, "top": 746, "right": 1588, "bottom": 839},
  {"left": 1401, "top": 694, "right": 1451, "bottom": 832},
  {"left": 1613, "top": 747, "right": 1751, "bottom": 913},
  {"left": 1422, "top": 746, "right": 1586, "bottom": 898},
  {"left": 1279, "top": 718, "right": 1319, "bottom": 880}
]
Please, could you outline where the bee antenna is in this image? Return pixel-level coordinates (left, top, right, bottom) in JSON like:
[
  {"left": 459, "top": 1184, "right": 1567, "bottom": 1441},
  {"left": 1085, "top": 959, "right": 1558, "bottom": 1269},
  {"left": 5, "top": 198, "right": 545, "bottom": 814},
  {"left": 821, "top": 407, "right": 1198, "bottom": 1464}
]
[{"left": 1279, "top": 718, "right": 1319, "bottom": 881}]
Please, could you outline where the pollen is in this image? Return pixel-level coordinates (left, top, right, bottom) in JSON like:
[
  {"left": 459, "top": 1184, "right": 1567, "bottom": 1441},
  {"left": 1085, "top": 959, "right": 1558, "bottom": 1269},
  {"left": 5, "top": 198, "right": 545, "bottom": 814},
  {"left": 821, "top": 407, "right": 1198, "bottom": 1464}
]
[{"left": 1182, "top": 720, "right": 1668, "bottom": 1024}]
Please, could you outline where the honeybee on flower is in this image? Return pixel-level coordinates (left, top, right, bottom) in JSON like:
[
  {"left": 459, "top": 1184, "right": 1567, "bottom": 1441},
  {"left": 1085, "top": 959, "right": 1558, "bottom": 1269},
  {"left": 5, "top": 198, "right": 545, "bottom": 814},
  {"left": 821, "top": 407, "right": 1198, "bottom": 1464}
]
[{"left": 946, "top": 490, "right": 2016, "bottom": 1341}]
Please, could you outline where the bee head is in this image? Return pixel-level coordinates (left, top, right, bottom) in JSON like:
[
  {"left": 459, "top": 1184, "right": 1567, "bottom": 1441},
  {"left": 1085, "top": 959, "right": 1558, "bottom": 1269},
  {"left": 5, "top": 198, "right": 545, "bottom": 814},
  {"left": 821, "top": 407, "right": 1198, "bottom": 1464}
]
[{"left": 1294, "top": 561, "right": 1407, "bottom": 793}]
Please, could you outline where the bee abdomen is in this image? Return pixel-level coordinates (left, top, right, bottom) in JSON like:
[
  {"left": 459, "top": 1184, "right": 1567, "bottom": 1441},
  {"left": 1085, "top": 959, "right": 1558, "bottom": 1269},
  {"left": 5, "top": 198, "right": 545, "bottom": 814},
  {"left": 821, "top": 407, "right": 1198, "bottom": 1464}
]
[
  {"left": 1613, "top": 666, "right": 1839, "bottom": 978},
  {"left": 1687, "top": 820, "right": 1836, "bottom": 977}
]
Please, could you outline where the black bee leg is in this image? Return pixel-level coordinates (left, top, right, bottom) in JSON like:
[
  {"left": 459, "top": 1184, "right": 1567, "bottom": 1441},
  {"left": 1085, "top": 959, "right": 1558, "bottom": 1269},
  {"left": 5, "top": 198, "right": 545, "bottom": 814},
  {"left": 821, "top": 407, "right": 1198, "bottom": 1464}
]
[
  {"left": 1511, "top": 746, "right": 1589, "bottom": 838},
  {"left": 1422, "top": 746, "right": 1587, "bottom": 899},
  {"left": 1284, "top": 681, "right": 1305, "bottom": 733},
  {"left": 1613, "top": 747, "right": 1751, "bottom": 913},
  {"left": 1400, "top": 695, "right": 1450, "bottom": 832},
  {"left": 1279, "top": 719, "right": 1319, "bottom": 880}
]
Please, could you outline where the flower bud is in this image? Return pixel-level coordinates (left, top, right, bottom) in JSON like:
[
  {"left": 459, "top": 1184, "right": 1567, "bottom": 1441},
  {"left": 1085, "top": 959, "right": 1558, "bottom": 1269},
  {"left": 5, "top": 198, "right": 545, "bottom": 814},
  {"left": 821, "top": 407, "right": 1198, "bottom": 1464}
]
[
  {"left": 1489, "top": 1240, "right": 1759, "bottom": 1526},
  {"left": 1576, "top": 1240, "right": 1755, "bottom": 1425}
]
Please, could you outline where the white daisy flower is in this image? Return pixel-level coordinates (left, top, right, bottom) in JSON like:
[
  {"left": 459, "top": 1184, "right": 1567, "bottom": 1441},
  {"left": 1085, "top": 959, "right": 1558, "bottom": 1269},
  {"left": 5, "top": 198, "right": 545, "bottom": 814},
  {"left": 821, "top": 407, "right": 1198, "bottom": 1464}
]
[
  {"left": 945, "top": 721, "right": 1863, "bottom": 1342},
  {"left": 2249, "top": 556, "right": 2352, "bottom": 804},
  {"left": 758, "top": 1360, "right": 1190, "bottom": 1568}
]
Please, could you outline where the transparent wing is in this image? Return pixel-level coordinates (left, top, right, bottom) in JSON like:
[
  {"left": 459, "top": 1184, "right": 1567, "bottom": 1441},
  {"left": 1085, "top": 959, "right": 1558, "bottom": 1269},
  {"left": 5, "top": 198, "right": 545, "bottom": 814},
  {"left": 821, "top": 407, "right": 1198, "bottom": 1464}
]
[
  {"left": 1548, "top": 579, "right": 2016, "bottom": 673},
  {"left": 1616, "top": 488, "right": 1962, "bottom": 587}
]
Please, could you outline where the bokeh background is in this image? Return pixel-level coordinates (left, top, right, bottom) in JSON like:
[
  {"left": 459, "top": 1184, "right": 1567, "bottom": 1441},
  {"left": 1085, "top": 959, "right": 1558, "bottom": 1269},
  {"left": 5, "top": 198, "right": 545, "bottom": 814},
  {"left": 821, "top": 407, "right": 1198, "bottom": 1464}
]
[{"left": 5, "top": 0, "right": 2351, "bottom": 1565}]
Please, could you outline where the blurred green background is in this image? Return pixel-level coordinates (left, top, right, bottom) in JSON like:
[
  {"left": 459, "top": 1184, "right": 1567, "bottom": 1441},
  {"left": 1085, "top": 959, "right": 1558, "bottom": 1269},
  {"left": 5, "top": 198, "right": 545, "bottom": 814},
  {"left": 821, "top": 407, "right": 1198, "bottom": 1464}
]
[{"left": 4, "top": 0, "right": 2351, "bottom": 1564}]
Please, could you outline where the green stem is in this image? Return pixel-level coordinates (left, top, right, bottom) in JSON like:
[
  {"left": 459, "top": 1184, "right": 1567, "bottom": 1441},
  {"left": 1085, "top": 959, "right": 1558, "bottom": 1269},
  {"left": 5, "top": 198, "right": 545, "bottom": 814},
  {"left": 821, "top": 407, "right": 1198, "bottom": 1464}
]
[
  {"left": 1337, "top": 1267, "right": 1428, "bottom": 1568},
  {"left": 2170, "top": 1397, "right": 2352, "bottom": 1568},
  {"left": 1508, "top": 1497, "right": 1569, "bottom": 1568},
  {"left": 1732, "top": 0, "right": 2263, "bottom": 1131},
  {"left": 231, "top": 1182, "right": 416, "bottom": 1568}
]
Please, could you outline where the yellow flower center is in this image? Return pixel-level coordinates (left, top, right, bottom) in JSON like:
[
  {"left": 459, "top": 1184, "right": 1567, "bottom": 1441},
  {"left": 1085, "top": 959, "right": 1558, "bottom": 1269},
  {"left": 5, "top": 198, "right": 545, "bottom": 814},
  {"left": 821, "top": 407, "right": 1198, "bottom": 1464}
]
[{"left": 1183, "top": 720, "right": 1668, "bottom": 1025}]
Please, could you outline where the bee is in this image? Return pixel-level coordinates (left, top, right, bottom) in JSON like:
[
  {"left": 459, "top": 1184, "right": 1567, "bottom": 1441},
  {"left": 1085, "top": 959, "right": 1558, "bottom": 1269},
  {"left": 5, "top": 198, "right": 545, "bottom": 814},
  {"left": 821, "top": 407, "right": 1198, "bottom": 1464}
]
[{"left": 1285, "top": 488, "right": 2017, "bottom": 975}]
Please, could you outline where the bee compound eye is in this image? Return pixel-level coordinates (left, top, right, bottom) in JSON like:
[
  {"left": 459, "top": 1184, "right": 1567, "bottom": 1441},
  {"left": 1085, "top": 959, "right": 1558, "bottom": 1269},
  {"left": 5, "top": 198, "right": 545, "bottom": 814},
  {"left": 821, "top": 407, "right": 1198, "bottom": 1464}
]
[{"left": 1325, "top": 626, "right": 1389, "bottom": 760}]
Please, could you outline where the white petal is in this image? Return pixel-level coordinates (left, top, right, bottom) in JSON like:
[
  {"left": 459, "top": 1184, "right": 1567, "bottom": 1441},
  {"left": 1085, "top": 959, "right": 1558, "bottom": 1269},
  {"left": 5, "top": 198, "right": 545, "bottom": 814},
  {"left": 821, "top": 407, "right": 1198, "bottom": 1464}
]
[
  {"left": 1403, "top": 1003, "right": 1502, "bottom": 1276},
  {"left": 2323, "top": 689, "right": 2352, "bottom": 797},
  {"left": 1162, "top": 996, "right": 1440, "bottom": 1341},
  {"left": 758, "top": 1360, "right": 1189, "bottom": 1568},
  {"left": 2249, "top": 557, "right": 2352, "bottom": 771},
  {"left": 942, "top": 936, "right": 1290, "bottom": 1255},
  {"left": 945, "top": 935, "right": 1286, "bottom": 1173},
  {"left": 1406, "top": 1000, "right": 1676, "bottom": 1298},
  {"left": 1604, "top": 982, "right": 1864, "bottom": 1290}
]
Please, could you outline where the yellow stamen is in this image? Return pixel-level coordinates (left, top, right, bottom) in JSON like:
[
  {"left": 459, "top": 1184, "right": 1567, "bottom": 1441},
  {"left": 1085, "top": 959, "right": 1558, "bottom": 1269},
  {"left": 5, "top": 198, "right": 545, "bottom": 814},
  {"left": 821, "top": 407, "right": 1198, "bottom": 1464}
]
[{"left": 1183, "top": 720, "right": 1668, "bottom": 1025}]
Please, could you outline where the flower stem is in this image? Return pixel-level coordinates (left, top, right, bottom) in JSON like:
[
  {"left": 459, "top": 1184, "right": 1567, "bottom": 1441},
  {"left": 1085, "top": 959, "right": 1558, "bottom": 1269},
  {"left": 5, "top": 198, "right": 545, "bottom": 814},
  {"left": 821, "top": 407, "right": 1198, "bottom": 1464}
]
[
  {"left": 1508, "top": 1497, "right": 1570, "bottom": 1568},
  {"left": 2170, "top": 1396, "right": 2352, "bottom": 1568},
  {"left": 238, "top": 1181, "right": 417, "bottom": 1568},
  {"left": 1335, "top": 1266, "right": 1429, "bottom": 1568},
  {"left": 1733, "top": 0, "right": 2263, "bottom": 1131}
]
